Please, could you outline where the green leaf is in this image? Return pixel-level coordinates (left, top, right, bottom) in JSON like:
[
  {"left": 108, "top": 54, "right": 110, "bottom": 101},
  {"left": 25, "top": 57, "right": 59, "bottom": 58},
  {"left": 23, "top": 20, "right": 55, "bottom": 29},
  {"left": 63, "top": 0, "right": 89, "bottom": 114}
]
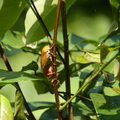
[
  {"left": 25, "top": 0, "right": 76, "bottom": 44},
  {"left": 76, "top": 52, "right": 100, "bottom": 64},
  {"left": 0, "top": 94, "right": 14, "bottom": 120},
  {"left": 32, "top": 80, "right": 54, "bottom": 94},
  {"left": 14, "top": 90, "right": 26, "bottom": 120},
  {"left": 100, "top": 0, "right": 120, "bottom": 44},
  {"left": 28, "top": 101, "right": 55, "bottom": 110},
  {"left": 102, "top": 70, "right": 114, "bottom": 86},
  {"left": 40, "top": 104, "right": 95, "bottom": 120},
  {"left": 84, "top": 52, "right": 100, "bottom": 63},
  {"left": 90, "top": 93, "right": 120, "bottom": 115},
  {"left": 76, "top": 65, "right": 101, "bottom": 102},
  {"left": 69, "top": 63, "right": 90, "bottom": 76},
  {"left": 109, "top": 0, "right": 120, "bottom": 23},
  {"left": 22, "top": 61, "right": 39, "bottom": 72},
  {"left": 0, "top": 0, "right": 27, "bottom": 38},
  {"left": 76, "top": 56, "right": 91, "bottom": 64},
  {"left": 0, "top": 31, "right": 25, "bottom": 56},
  {"left": 0, "top": 69, "right": 41, "bottom": 86},
  {"left": 114, "top": 56, "right": 120, "bottom": 80},
  {"left": 1, "top": 31, "right": 24, "bottom": 48},
  {"left": 100, "top": 45, "right": 109, "bottom": 62}
]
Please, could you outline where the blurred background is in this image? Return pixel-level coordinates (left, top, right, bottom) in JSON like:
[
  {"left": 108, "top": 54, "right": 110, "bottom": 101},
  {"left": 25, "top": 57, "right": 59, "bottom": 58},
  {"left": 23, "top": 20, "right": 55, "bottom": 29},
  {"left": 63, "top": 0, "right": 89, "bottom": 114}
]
[{"left": 0, "top": 0, "right": 113, "bottom": 118}]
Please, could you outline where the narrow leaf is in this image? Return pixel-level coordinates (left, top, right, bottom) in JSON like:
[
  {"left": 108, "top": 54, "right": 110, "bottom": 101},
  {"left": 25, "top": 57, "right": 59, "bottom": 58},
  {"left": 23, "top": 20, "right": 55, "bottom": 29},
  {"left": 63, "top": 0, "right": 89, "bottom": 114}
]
[
  {"left": 90, "top": 93, "right": 120, "bottom": 115},
  {"left": 0, "top": 69, "right": 41, "bottom": 86},
  {"left": 114, "top": 56, "right": 120, "bottom": 80},
  {"left": 100, "top": 45, "right": 109, "bottom": 62},
  {"left": 14, "top": 90, "right": 26, "bottom": 120},
  {"left": 22, "top": 61, "right": 38, "bottom": 73}
]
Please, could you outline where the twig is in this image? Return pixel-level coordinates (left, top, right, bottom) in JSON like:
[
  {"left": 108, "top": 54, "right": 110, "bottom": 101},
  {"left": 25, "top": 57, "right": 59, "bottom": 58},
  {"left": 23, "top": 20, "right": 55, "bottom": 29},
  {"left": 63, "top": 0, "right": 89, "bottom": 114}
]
[
  {"left": 61, "top": 0, "right": 73, "bottom": 119},
  {"left": 60, "top": 51, "right": 119, "bottom": 111},
  {"left": 26, "top": 0, "right": 65, "bottom": 65},
  {"left": 0, "top": 44, "right": 36, "bottom": 120},
  {"left": 51, "top": 0, "right": 62, "bottom": 119}
]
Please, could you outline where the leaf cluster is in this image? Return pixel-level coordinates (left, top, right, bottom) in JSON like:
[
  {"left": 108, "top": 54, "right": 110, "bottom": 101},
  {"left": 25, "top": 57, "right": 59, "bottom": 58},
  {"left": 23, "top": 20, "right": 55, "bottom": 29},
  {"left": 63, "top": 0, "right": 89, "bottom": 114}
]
[{"left": 0, "top": 0, "right": 120, "bottom": 120}]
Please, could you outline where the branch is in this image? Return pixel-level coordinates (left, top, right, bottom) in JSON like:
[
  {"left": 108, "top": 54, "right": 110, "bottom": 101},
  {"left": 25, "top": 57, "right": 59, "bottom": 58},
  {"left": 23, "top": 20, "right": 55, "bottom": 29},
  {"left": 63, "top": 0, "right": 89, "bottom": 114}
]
[
  {"left": 61, "top": 0, "right": 73, "bottom": 119},
  {"left": 60, "top": 51, "right": 119, "bottom": 111},
  {"left": 51, "top": 0, "right": 63, "bottom": 119},
  {"left": 26, "top": 0, "right": 65, "bottom": 67}
]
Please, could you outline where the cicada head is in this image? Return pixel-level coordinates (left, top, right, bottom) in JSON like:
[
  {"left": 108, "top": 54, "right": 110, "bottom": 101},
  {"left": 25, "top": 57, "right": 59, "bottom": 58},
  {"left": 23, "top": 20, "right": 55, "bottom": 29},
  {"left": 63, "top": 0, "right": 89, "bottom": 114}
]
[{"left": 41, "top": 45, "right": 50, "bottom": 69}]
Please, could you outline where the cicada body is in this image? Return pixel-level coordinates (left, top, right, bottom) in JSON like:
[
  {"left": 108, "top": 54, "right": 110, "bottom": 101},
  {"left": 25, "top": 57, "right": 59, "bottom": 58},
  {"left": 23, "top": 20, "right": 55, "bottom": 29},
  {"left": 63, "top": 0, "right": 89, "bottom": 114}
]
[{"left": 41, "top": 45, "right": 51, "bottom": 69}]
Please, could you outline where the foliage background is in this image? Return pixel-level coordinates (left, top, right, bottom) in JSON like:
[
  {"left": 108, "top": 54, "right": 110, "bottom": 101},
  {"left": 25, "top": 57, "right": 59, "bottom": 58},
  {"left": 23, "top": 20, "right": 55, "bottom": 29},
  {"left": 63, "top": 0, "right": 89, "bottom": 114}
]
[{"left": 0, "top": 0, "right": 120, "bottom": 119}]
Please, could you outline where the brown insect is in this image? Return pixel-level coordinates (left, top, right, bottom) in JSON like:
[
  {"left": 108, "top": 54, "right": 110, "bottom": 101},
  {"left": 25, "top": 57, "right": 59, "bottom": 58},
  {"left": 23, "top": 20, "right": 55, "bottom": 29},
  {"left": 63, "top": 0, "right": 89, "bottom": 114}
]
[{"left": 41, "top": 45, "right": 51, "bottom": 69}]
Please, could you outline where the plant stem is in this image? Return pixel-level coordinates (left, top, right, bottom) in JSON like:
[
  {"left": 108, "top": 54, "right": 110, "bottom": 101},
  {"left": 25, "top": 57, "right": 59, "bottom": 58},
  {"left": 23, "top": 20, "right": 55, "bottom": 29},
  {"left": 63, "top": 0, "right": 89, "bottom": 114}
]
[
  {"left": 0, "top": 44, "right": 36, "bottom": 120},
  {"left": 26, "top": 0, "right": 65, "bottom": 66},
  {"left": 61, "top": 0, "right": 73, "bottom": 119},
  {"left": 60, "top": 51, "right": 119, "bottom": 111},
  {"left": 52, "top": 0, "right": 62, "bottom": 119}
]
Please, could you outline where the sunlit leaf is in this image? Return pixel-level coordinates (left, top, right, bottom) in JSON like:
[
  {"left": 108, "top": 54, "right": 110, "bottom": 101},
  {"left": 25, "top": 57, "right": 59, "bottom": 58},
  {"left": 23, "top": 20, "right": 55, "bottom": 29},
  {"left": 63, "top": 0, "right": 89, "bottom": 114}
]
[
  {"left": 25, "top": 0, "right": 76, "bottom": 44},
  {"left": 76, "top": 64, "right": 101, "bottom": 102},
  {"left": 32, "top": 80, "right": 54, "bottom": 94},
  {"left": 0, "top": 69, "right": 41, "bottom": 86},
  {"left": 0, "top": 0, "right": 27, "bottom": 38},
  {"left": 84, "top": 52, "right": 100, "bottom": 63},
  {"left": 91, "top": 93, "right": 120, "bottom": 120},
  {"left": 14, "top": 90, "right": 26, "bottom": 120},
  {"left": 114, "top": 56, "right": 120, "bottom": 80},
  {"left": 22, "top": 61, "right": 38, "bottom": 72},
  {"left": 90, "top": 93, "right": 120, "bottom": 115},
  {"left": 40, "top": 104, "right": 95, "bottom": 120},
  {"left": 76, "top": 56, "right": 91, "bottom": 64},
  {"left": 100, "top": 0, "right": 120, "bottom": 44},
  {"left": 0, "top": 31, "right": 24, "bottom": 48},
  {"left": 100, "top": 45, "right": 109, "bottom": 62},
  {"left": 0, "top": 94, "right": 14, "bottom": 120}
]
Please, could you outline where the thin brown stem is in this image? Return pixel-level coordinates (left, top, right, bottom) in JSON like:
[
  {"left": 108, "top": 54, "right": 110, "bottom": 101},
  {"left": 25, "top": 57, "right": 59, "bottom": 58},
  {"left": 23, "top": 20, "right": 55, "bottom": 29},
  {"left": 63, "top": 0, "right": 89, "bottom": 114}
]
[
  {"left": 51, "top": 0, "right": 62, "bottom": 119},
  {"left": 0, "top": 44, "right": 36, "bottom": 120},
  {"left": 26, "top": 0, "right": 65, "bottom": 66},
  {"left": 61, "top": 0, "right": 73, "bottom": 119}
]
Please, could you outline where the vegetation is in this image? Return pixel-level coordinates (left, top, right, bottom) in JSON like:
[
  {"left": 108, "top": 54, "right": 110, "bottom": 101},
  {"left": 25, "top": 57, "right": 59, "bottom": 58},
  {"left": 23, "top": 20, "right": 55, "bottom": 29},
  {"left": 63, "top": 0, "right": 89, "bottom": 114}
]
[{"left": 0, "top": 0, "right": 120, "bottom": 120}]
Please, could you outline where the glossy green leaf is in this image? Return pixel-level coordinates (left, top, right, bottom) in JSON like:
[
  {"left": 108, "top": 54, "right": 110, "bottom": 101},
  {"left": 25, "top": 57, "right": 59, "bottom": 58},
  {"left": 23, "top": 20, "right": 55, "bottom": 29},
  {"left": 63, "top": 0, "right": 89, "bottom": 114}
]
[
  {"left": 32, "top": 80, "right": 54, "bottom": 94},
  {"left": 100, "top": 0, "right": 120, "bottom": 44},
  {"left": 0, "top": 69, "right": 41, "bottom": 86},
  {"left": 114, "top": 56, "right": 120, "bottom": 80},
  {"left": 102, "top": 70, "right": 114, "bottom": 86},
  {"left": 109, "top": 0, "right": 120, "bottom": 23},
  {"left": 90, "top": 93, "right": 120, "bottom": 115},
  {"left": 14, "top": 90, "right": 26, "bottom": 120},
  {"left": 111, "top": 87, "right": 120, "bottom": 94},
  {"left": 76, "top": 65, "right": 101, "bottom": 102},
  {"left": 22, "top": 61, "right": 38, "bottom": 72},
  {"left": 28, "top": 101, "right": 55, "bottom": 110},
  {"left": 0, "top": 31, "right": 25, "bottom": 56},
  {"left": 0, "top": 94, "right": 14, "bottom": 120},
  {"left": 100, "top": 45, "right": 109, "bottom": 62},
  {"left": 40, "top": 104, "right": 95, "bottom": 120},
  {"left": 25, "top": 0, "right": 76, "bottom": 44},
  {"left": 76, "top": 56, "right": 91, "bottom": 64},
  {"left": 0, "top": 0, "right": 27, "bottom": 38},
  {"left": 1, "top": 31, "right": 24, "bottom": 48},
  {"left": 84, "top": 52, "right": 100, "bottom": 63},
  {"left": 76, "top": 52, "right": 100, "bottom": 64}
]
